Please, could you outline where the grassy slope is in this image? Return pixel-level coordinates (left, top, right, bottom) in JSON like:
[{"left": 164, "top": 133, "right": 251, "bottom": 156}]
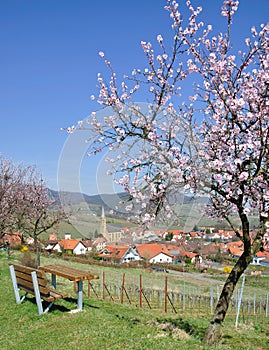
[{"left": 1, "top": 251, "right": 268, "bottom": 350}]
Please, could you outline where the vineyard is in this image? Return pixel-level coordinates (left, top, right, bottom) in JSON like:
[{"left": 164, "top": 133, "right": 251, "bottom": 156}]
[{"left": 85, "top": 269, "right": 269, "bottom": 326}]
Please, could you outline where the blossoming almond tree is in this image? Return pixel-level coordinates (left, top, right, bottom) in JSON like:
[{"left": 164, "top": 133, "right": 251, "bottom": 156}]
[
  {"left": 68, "top": 0, "right": 268, "bottom": 344},
  {"left": 0, "top": 155, "right": 67, "bottom": 267},
  {"left": 15, "top": 174, "right": 68, "bottom": 267},
  {"left": 0, "top": 155, "right": 34, "bottom": 237}
]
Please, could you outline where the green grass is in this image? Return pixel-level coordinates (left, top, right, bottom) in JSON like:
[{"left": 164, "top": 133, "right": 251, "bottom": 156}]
[{"left": 1, "top": 251, "right": 268, "bottom": 350}]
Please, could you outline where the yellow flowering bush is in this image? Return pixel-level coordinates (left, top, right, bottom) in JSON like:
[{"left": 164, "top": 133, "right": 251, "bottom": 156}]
[
  {"left": 20, "top": 246, "right": 28, "bottom": 253},
  {"left": 223, "top": 266, "right": 232, "bottom": 274}
]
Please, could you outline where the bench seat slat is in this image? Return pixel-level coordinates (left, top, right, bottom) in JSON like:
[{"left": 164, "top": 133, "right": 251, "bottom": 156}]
[
  {"left": 17, "top": 281, "right": 52, "bottom": 300},
  {"left": 48, "top": 288, "right": 68, "bottom": 300}
]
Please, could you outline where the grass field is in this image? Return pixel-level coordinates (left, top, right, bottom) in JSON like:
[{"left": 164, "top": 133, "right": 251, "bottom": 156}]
[{"left": 0, "top": 251, "right": 268, "bottom": 350}]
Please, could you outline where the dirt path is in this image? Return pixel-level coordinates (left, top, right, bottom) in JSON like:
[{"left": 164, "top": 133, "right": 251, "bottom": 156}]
[{"left": 167, "top": 269, "right": 225, "bottom": 287}]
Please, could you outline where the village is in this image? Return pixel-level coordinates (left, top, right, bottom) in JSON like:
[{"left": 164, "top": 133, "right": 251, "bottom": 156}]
[{"left": 2, "top": 207, "right": 269, "bottom": 271}]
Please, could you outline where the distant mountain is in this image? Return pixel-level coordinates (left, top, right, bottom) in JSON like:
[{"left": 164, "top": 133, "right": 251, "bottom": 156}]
[
  {"left": 49, "top": 189, "right": 131, "bottom": 215},
  {"left": 49, "top": 189, "right": 208, "bottom": 216}
]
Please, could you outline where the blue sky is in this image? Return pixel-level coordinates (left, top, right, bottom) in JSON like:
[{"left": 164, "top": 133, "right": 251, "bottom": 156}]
[{"left": 1, "top": 0, "right": 268, "bottom": 195}]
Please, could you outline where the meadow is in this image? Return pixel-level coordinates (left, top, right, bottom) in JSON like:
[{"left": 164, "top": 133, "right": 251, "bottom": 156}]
[{"left": 0, "top": 250, "right": 268, "bottom": 350}]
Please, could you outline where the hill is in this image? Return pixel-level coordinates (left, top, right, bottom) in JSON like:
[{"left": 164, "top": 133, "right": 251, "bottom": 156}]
[
  {"left": 50, "top": 189, "right": 208, "bottom": 214},
  {"left": 48, "top": 189, "right": 259, "bottom": 238},
  {"left": 49, "top": 189, "right": 130, "bottom": 216}
]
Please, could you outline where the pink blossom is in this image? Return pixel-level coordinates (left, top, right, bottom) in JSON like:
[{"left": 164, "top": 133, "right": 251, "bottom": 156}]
[
  {"left": 238, "top": 172, "right": 249, "bottom": 182},
  {"left": 157, "top": 34, "right": 163, "bottom": 42},
  {"left": 243, "top": 208, "right": 250, "bottom": 214}
]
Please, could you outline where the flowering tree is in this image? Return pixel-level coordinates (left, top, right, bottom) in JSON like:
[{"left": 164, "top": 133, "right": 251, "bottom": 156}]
[
  {"left": 0, "top": 155, "right": 32, "bottom": 236},
  {"left": 0, "top": 155, "right": 67, "bottom": 266},
  {"left": 69, "top": 0, "right": 269, "bottom": 344},
  {"left": 15, "top": 174, "right": 68, "bottom": 267}
]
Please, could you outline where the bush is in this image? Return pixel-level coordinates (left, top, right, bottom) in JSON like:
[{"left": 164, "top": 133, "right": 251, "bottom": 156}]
[
  {"left": 20, "top": 245, "right": 28, "bottom": 253},
  {"left": 223, "top": 266, "right": 232, "bottom": 274},
  {"left": 20, "top": 251, "right": 36, "bottom": 268},
  {"left": 185, "top": 257, "right": 192, "bottom": 265}
]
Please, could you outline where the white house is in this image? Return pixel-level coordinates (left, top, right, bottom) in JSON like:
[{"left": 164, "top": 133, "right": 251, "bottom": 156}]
[
  {"left": 93, "top": 237, "right": 107, "bottom": 251},
  {"left": 251, "top": 255, "right": 266, "bottom": 266},
  {"left": 149, "top": 251, "right": 173, "bottom": 264},
  {"left": 72, "top": 241, "right": 87, "bottom": 255},
  {"left": 45, "top": 242, "right": 62, "bottom": 253},
  {"left": 121, "top": 247, "right": 142, "bottom": 263},
  {"left": 99, "top": 245, "right": 142, "bottom": 263},
  {"left": 58, "top": 239, "right": 87, "bottom": 255}
]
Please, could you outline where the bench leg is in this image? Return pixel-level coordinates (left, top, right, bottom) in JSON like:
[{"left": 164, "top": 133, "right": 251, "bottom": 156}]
[
  {"left": 77, "top": 280, "right": 83, "bottom": 311},
  {"left": 43, "top": 302, "right": 54, "bottom": 314},
  {"left": 31, "top": 271, "right": 44, "bottom": 315},
  {"left": 9, "top": 265, "right": 24, "bottom": 304},
  {"left": 31, "top": 273, "right": 55, "bottom": 315},
  {"left": 51, "top": 274, "right": 56, "bottom": 289}
]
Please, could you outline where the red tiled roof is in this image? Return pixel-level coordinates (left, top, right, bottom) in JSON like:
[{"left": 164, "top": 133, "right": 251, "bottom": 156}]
[
  {"left": 93, "top": 237, "right": 107, "bottom": 246},
  {"left": 0, "top": 232, "right": 23, "bottom": 245},
  {"left": 189, "top": 232, "right": 198, "bottom": 237},
  {"left": 59, "top": 239, "right": 83, "bottom": 250},
  {"left": 136, "top": 243, "right": 173, "bottom": 259},
  {"left": 180, "top": 250, "right": 197, "bottom": 259},
  {"left": 99, "top": 245, "right": 130, "bottom": 259},
  {"left": 228, "top": 247, "right": 243, "bottom": 257},
  {"left": 226, "top": 241, "right": 243, "bottom": 249},
  {"left": 167, "top": 229, "right": 184, "bottom": 235},
  {"left": 82, "top": 240, "right": 93, "bottom": 247},
  {"left": 256, "top": 251, "right": 269, "bottom": 259}
]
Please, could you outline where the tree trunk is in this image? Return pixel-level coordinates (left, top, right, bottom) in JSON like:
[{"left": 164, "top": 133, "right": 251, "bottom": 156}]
[
  {"left": 203, "top": 251, "right": 253, "bottom": 345},
  {"left": 34, "top": 235, "right": 40, "bottom": 268}
]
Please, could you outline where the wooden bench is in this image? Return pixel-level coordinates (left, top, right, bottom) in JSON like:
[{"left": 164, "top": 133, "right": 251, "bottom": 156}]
[{"left": 9, "top": 264, "right": 68, "bottom": 315}]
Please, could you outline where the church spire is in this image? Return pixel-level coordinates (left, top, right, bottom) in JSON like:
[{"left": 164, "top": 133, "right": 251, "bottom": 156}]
[{"left": 100, "top": 206, "right": 108, "bottom": 238}]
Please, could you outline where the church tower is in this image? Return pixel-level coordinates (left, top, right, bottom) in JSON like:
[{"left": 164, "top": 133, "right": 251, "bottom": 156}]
[
  {"left": 99, "top": 206, "right": 123, "bottom": 242},
  {"left": 100, "top": 206, "right": 108, "bottom": 239}
]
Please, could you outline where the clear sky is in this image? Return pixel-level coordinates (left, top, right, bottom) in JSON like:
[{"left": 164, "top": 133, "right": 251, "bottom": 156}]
[{"left": 1, "top": 0, "right": 268, "bottom": 195}]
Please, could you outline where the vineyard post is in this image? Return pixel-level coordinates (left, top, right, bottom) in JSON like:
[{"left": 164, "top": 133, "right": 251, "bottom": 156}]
[
  {"left": 117, "top": 276, "right": 121, "bottom": 299},
  {"left": 139, "top": 275, "right": 142, "bottom": 309},
  {"left": 158, "top": 290, "right": 162, "bottom": 308},
  {"left": 235, "top": 275, "right": 245, "bottom": 328},
  {"left": 210, "top": 284, "right": 213, "bottom": 314},
  {"left": 265, "top": 293, "right": 269, "bottom": 317},
  {"left": 183, "top": 282, "right": 186, "bottom": 310},
  {"left": 121, "top": 273, "right": 125, "bottom": 304},
  {"left": 88, "top": 281, "right": 91, "bottom": 297},
  {"left": 164, "top": 276, "right": 168, "bottom": 313},
  {"left": 102, "top": 271, "right": 105, "bottom": 300}
]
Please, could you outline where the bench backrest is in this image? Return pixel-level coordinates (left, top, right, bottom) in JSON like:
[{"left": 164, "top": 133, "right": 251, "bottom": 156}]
[{"left": 11, "top": 264, "right": 51, "bottom": 299}]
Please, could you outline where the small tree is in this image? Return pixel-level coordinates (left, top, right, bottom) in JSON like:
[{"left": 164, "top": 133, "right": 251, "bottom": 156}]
[
  {"left": 15, "top": 174, "right": 68, "bottom": 267},
  {"left": 0, "top": 155, "right": 32, "bottom": 236},
  {"left": 205, "top": 228, "right": 211, "bottom": 235},
  {"left": 165, "top": 232, "right": 173, "bottom": 241},
  {"left": 0, "top": 155, "right": 68, "bottom": 267},
  {"left": 68, "top": 0, "right": 268, "bottom": 344},
  {"left": 192, "top": 225, "right": 199, "bottom": 232}
]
